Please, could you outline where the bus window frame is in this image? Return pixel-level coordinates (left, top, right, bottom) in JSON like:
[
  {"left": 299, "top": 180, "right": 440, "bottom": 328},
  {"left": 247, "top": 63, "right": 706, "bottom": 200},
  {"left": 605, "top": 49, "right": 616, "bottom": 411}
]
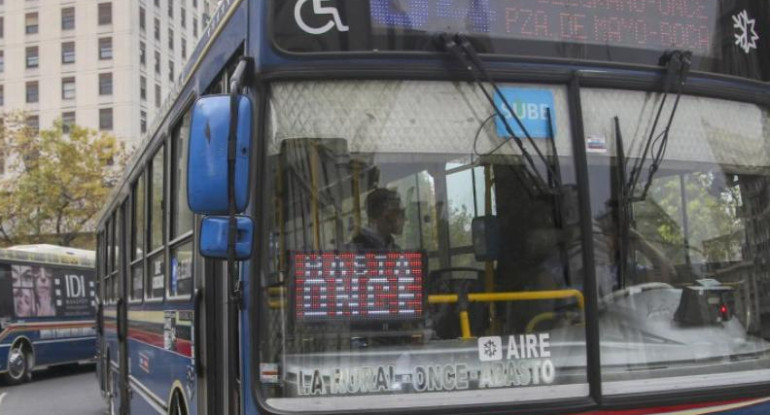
[
  {"left": 170, "top": 98, "right": 196, "bottom": 240},
  {"left": 145, "top": 140, "right": 168, "bottom": 303},
  {"left": 108, "top": 212, "right": 119, "bottom": 305},
  {"left": 129, "top": 173, "right": 147, "bottom": 304},
  {"left": 167, "top": 98, "right": 196, "bottom": 302},
  {"left": 252, "top": 78, "right": 598, "bottom": 413}
]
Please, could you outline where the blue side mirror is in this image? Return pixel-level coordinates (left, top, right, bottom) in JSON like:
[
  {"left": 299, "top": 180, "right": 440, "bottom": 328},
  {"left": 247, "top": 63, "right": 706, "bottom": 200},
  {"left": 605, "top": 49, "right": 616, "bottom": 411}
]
[
  {"left": 199, "top": 216, "right": 254, "bottom": 260},
  {"left": 187, "top": 95, "right": 253, "bottom": 215}
]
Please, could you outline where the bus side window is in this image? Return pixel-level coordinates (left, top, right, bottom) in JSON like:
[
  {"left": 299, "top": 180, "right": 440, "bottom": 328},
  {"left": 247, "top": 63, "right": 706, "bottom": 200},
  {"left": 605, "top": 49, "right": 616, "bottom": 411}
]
[
  {"left": 147, "top": 145, "right": 166, "bottom": 300},
  {"left": 0, "top": 264, "right": 13, "bottom": 316}
]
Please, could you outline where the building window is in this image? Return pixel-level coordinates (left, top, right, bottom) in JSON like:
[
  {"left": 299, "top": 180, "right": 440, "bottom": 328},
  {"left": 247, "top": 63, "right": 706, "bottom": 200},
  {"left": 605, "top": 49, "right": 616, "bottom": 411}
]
[
  {"left": 26, "top": 47, "right": 39, "bottom": 69},
  {"left": 140, "top": 110, "right": 147, "bottom": 134},
  {"left": 26, "top": 115, "right": 39, "bottom": 134},
  {"left": 99, "top": 108, "right": 113, "bottom": 131},
  {"left": 25, "top": 13, "right": 38, "bottom": 35},
  {"left": 154, "top": 18, "right": 160, "bottom": 41},
  {"left": 62, "top": 42, "right": 75, "bottom": 64},
  {"left": 181, "top": 8, "right": 186, "bottom": 28},
  {"left": 193, "top": 0, "right": 197, "bottom": 7},
  {"left": 168, "top": 29, "right": 174, "bottom": 50},
  {"left": 155, "top": 84, "right": 161, "bottom": 108},
  {"left": 169, "top": 61, "right": 174, "bottom": 82},
  {"left": 155, "top": 0, "right": 160, "bottom": 8},
  {"left": 192, "top": 18, "right": 197, "bottom": 38},
  {"left": 0, "top": 17, "right": 4, "bottom": 38},
  {"left": 98, "top": 3, "right": 112, "bottom": 26},
  {"left": 181, "top": 38, "right": 186, "bottom": 60},
  {"left": 168, "top": 0, "right": 173, "bottom": 18},
  {"left": 0, "top": 51, "right": 4, "bottom": 73},
  {"left": 62, "top": 77, "right": 76, "bottom": 100},
  {"left": 62, "top": 111, "right": 75, "bottom": 134},
  {"left": 26, "top": 81, "right": 39, "bottom": 103},
  {"left": 140, "top": 76, "right": 147, "bottom": 100},
  {"left": 62, "top": 7, "right": 75, "bottom": 30},
  {"left": 0, "top": 85, "right": 4, "bottom": 107},
  {"left": 99, "top": 37, "right": 113, "bottom": 60},
  {"left": 99, "top": 73, "right": 113, "bottom": 96},
  {"left": 140, "top": 41, "right": 146, "bottom": 66},
  {"left": 139, "top": 7, "right": 146, "bottom": 31},
  {"left": 154, "top": 51, "right": 161, "bottom": 74}
]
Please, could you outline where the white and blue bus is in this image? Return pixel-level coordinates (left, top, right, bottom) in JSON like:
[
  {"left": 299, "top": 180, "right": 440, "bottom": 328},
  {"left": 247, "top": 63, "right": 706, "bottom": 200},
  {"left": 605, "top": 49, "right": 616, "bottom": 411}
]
[
  {"left": 97, "top": 0, "right": 770, "bottom": 414},
  {"left": 0, "top": 244, "right": 96, "bottom": 384}
]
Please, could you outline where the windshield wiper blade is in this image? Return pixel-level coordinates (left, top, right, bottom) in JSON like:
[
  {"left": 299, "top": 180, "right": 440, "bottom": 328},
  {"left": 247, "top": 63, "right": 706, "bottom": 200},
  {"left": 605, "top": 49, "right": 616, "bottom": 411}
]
[
  {"left": 614, "top": 116, "right": 630, "bottom": 289},
  {"left": 437, "top": 33, "right": 560, "bottom": 194},
  {"left": 626, "top": 50, "right": 692, "bottom": 201}
]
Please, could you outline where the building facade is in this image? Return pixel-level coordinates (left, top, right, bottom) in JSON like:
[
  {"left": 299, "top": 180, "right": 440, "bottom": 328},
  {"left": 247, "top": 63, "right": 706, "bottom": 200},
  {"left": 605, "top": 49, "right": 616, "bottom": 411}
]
[{"left": 0, "top": 0, "right": 211, "bottom": 175}]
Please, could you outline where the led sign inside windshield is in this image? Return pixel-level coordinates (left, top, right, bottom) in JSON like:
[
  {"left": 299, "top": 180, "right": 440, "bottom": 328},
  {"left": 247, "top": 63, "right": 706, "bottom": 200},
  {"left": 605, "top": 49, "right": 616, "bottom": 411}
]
[
  {"left": 292, "top": 251, "right": 424, "bottom": 321},
  {"left": 370, "top": 0, "right": 719, "bottom": 55}
]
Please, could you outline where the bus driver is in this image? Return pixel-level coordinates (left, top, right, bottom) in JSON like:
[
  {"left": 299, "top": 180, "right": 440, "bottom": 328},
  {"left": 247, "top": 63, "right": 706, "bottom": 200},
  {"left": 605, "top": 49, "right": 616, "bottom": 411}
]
[{"left": 350, "top": 188, "right": 405, "bottom": 250}]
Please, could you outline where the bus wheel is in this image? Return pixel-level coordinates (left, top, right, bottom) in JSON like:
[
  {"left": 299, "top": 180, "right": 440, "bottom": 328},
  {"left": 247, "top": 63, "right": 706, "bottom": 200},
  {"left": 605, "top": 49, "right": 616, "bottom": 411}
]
[
  {"left": 168, "top": 390, "right": 188, "bottom": 415},
  {"left": 5, "top": 342, "right": 32, "bottom": 385}
]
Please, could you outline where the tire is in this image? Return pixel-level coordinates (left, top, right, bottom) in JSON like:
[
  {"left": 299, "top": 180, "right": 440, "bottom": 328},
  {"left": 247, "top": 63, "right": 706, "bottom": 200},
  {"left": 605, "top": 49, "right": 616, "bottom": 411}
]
[
  {"left": 168, "top": 390, "right": 188, "bottom": 415},
  {"left": 5, "top": 343, "right": 32, "bottom": 385}
]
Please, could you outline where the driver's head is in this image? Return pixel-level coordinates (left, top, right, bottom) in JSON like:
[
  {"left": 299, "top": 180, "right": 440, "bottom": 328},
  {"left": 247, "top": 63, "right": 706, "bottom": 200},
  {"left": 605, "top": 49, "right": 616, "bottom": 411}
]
[{"left": 366, "top": 188, "right": 405, "bottom": 237}]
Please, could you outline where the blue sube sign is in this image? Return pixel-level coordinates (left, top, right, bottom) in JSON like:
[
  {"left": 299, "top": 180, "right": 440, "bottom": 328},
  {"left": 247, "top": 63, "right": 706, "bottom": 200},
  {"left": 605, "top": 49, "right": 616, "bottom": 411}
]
[{"left": 494, "top": 88, "right": 556, "bottom": 139}]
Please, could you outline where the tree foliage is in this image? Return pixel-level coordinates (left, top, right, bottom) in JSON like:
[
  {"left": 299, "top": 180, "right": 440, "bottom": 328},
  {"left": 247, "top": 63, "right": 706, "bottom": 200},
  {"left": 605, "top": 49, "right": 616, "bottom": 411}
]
[
  {"left": 637, "top": 171, "right": 743, "bottom": 266},
  {"left": 0, "top": 112, "right": 129, "bottom": 248}
]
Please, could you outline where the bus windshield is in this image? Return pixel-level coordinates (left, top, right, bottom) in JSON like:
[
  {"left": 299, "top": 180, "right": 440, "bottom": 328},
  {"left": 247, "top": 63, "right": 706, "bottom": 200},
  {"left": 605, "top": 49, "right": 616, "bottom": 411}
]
[{"left": 257, "top": 80, "right": 770, "bottom": 411}]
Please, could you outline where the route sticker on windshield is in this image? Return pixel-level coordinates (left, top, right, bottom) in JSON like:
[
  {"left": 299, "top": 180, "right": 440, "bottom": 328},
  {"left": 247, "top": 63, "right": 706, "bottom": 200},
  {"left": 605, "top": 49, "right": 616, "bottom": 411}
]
[
  {"left": 586, "top": 134, "right": 607, "bottom": 153},
  {"left": 261, "top": 363, "right": 280, "bottom": 384}
]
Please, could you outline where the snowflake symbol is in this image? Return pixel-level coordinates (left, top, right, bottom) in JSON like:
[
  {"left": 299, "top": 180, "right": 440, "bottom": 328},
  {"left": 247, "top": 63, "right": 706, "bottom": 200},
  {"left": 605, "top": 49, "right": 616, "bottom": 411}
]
[
  {"left": 733, "top": 10, "right": 759, "bottom": 54},
  {"left": 483, "top": 339, "right": 497, "bottom": 358}
]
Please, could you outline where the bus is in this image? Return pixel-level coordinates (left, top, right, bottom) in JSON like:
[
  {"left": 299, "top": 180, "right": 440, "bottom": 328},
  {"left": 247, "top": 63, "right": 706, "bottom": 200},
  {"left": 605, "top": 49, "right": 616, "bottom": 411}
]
[
  {"left": 96, "top": 0, "right": 770, "bottom": 414},
  {"left": 0, "top": 244, "right": 96, "bottom": 384}
]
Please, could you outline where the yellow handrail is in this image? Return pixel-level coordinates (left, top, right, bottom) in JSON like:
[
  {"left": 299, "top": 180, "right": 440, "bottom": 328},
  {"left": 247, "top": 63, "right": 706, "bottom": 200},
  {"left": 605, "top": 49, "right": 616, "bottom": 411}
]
[
  {"left": 428, "top": 289, "right": 585, "bottom": 310},
  {"left": 428, "top": 289, "right": 584, "bottom": 339}
]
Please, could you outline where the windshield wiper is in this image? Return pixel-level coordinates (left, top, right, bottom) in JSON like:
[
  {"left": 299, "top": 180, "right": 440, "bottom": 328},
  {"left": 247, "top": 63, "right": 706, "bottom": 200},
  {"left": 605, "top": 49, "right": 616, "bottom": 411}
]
[
  {"left": 614, "top": 50, "right": 690, "bottom": 288},
  {"left": 626, "top": 50, "right": 692, "bottom": 202},
  {"left": 438, "top": 33, "right": 573, "bottom": 285},
  {"left": 614, "top": 116, "right": 630, "bottom": 289},
  {"left": 436, "top": 33, "right": 560, "bottom": 195}
]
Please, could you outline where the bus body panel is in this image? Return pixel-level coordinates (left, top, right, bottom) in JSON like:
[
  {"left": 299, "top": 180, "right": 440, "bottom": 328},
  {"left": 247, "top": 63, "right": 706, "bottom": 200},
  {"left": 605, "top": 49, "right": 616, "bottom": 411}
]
[{"left": 125, "top": 306, "right": 197, "bottom": 414}]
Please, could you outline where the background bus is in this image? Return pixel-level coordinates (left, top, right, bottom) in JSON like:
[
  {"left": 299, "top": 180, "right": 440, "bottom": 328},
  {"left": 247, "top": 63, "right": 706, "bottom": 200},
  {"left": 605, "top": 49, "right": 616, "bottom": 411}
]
[
  {"left": 0, "top": 244, "right": 96, "bottom": 384},
  {"left": 97, "top": 0, "right": 770, "bottom": 414}
]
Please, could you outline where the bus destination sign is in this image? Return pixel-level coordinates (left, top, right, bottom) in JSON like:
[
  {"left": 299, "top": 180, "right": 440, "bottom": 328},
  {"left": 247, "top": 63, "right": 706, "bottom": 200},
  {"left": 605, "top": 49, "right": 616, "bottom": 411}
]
[
  {"left": 370, "top": 0, "right": 719, "bottom": 56},
  {"left": 291, "top": 251, "right": 424, "bottom": 322},
  {"left": 274, "top": 0, "right": 769, "bottom": 81}
]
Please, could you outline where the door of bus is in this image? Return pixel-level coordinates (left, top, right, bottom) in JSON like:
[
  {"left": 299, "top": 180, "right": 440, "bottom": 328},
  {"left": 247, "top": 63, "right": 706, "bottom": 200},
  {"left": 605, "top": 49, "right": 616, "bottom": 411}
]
[{"left": 117, "top": 202, "right": 130, "bottom": 415}]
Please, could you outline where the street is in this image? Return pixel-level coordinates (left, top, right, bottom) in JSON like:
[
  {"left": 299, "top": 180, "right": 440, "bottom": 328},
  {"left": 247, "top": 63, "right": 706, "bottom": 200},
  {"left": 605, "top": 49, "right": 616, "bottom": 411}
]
[{"left": 0, "top": 364, "right": 105, "bottom": 415}]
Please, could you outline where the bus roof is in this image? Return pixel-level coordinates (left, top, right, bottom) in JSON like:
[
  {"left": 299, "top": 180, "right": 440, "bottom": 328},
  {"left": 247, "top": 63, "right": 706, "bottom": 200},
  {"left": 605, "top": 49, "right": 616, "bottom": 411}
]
[{"left": 0, "top": 244, "right": 95, "bottom": 268}]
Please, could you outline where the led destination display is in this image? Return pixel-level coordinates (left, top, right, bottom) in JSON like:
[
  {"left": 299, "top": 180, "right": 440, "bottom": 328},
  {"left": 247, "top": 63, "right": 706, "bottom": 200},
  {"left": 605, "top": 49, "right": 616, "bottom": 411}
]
[
  {"left": 370, "top": 0, "right": 719, "bottom": 56},
  {"left": 291, "top": 251, "right": 424, "bottom": 321},
  {"left": 274, "top": 0, "right": 768, "bottom": 81}
]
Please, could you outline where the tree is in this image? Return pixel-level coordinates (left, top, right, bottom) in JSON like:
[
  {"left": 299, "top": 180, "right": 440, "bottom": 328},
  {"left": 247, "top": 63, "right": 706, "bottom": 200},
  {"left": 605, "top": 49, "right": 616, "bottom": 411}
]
[{"left": 0, "top": 113, "right": 129, "bottom": 248}]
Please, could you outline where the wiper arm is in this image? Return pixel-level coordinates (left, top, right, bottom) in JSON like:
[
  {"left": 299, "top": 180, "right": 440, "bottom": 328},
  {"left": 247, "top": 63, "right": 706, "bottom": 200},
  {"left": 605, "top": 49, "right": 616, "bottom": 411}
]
[
  {"left": 614, "top": 116, "right": 630, "bottom": 289},
  {"left": 626, "top": 50, "right": 692, "bottom": 201},
  {"left": 437, "top": 33, "right": 560, "bottom": 194}
]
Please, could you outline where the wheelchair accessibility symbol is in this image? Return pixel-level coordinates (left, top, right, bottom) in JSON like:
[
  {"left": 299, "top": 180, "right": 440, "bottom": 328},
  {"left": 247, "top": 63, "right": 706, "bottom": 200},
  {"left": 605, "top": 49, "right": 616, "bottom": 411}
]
[{"left": 294, "top": 0, "right": 350, "bottom": 35}]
